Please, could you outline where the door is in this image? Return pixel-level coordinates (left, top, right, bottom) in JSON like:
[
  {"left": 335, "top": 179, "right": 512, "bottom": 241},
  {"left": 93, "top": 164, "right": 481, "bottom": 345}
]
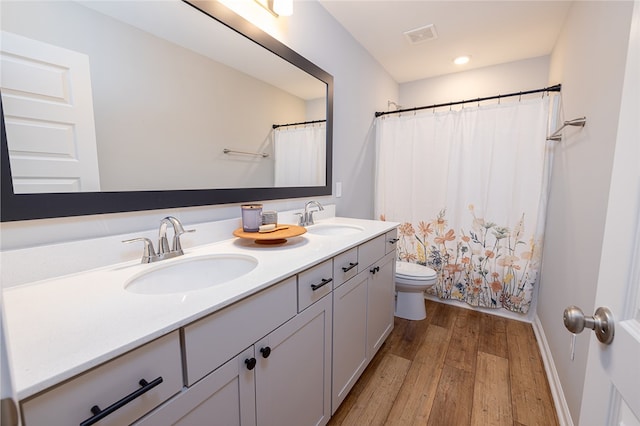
[
  {"left": 367, "top": 252, "right": 395, "bottom": 357},
  {"left": 0, "top": 30, "right": 100, "bottom": 193},
  {"left": 332, "top": 271, "right": 369, "bottom": 412},
  {"left": 255, "top": 294, "right": 332, "bottom": 426},
  {"left": 579, "top": 2, "right": 640, "bottom": 424}
]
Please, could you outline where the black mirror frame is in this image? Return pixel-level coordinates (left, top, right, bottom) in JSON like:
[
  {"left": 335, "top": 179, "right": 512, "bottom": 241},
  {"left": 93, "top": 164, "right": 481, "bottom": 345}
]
[{"left": 0, "top": 0, "right": 333, "bottom": 222}]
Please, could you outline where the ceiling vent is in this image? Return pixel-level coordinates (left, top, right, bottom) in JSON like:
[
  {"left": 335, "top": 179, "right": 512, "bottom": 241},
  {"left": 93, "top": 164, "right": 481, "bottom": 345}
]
[{"left": 403, "top": 24, "right": 438, "bottom": 44}]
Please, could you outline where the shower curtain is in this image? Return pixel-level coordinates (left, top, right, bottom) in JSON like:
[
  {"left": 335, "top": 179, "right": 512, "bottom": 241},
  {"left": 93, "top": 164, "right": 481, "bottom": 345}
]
[
  {"left": 274, "top": 124, "right": 326, "bottom": 186},
  {"left": 375, "top": 97, "right": 552, "bottom": 314}
]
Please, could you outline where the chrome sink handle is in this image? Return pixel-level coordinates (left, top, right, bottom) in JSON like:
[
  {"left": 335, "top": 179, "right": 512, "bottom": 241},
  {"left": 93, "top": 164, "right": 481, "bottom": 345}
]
[
  {"left": 300, "top": 201, "right": 324, "bottom": 226},
  {"left": 124, "top": 217, "right": 195, "bottom": 264},
  {"left": 158, "top": 216, "right": 195, "bottom": 257},
  {"left": 122, "top": 237, "right": 158, "bottom": 264}
]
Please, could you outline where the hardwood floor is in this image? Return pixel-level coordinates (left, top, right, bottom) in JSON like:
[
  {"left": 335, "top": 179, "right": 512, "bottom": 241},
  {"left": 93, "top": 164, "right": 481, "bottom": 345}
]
[{"left": 328, "top": 300, "right": 559, "bottom": 426}]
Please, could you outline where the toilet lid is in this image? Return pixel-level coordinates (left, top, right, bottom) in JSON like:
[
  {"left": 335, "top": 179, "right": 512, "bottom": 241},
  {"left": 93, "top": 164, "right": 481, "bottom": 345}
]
[{"left": 396, "top": 261, "right": 437, "bottom": 280}]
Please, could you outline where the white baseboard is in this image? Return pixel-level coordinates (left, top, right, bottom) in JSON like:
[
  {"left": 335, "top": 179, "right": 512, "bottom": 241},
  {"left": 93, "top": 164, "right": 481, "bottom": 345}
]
[{"left": 532, "top": 315, "right": 574, "bottom": 426}]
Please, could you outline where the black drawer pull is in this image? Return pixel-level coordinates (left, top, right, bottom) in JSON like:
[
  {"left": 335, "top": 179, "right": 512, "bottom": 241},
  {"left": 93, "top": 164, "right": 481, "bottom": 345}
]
[
  {"left": 388, "top": 238, "right": 399, "bottom": 245},
  {"left": 79, "top": 376, "right": 163, "bottom": 426},
  {"left": 370, "top": 266, "right": 380, "bottom": 274},
  {"left": 341, "top": 262, "right": 358, "bottom": 273},
  {"left": 310, "top": 278, "right": 333, "bottom": 291}
]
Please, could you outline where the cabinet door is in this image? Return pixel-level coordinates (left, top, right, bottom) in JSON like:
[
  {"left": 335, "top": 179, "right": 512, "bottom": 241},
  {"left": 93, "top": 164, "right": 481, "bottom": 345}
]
[
  {"left": 332, "top": 271, "right": 368, "bottom": 413},
  {"left": 367, "top": 252, "right": 396, "bottom": 357},
  {"left": 255, "top": 294, "right": 332, "bottom": 426},
  {"left": 135, "top": 347, "right": 256, "bottom": 426}
]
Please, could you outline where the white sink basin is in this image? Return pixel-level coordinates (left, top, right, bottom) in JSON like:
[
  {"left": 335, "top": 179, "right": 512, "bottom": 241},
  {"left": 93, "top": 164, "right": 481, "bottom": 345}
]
[
  {"left": 125, "top": 254, "right": 258, "bottom": 295},
  {"left": 306, "top": 223, "right": 364, "bottom": 236}
]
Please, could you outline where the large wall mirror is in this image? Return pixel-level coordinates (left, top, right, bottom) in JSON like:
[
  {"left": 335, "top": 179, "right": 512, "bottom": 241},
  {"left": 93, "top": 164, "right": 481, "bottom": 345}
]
[{"left": 0, "top": 0, "right": 333, "bottom": 221}]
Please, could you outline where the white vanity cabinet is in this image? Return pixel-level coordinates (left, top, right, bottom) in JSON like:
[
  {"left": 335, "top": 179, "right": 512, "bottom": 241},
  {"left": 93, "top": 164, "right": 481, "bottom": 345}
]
[
  {"left": 21, "top": 331, "right": 183, "bottom": 426},
  {"left": 332, "top": 235, "right": 396, "bottom": 412},
  {"left": 138, "top": 270, "right": 333, "bottom": 426},
  {"left": 254, "top": 293, "right": 332, "bottom": 426},
  {"left": 182, "top": 277, "right": 298, "bottom": 386},
  {"left": 10, "top": 219, "right": 397, "bottom": 426}
]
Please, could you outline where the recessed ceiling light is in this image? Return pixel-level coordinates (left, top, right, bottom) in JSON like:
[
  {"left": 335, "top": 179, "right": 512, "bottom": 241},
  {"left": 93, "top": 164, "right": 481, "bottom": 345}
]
[{"left": 454, "top": 56, "right": 471, "bottom": 65}]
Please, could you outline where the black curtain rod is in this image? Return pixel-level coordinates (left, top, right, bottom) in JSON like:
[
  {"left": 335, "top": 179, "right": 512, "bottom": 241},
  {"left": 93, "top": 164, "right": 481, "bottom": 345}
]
[
  {"left": 375, "top": 84, "right": 562, "bottom": 118},
  {"left": 272, "top": 119, "right": 326, "bottom": 129}
]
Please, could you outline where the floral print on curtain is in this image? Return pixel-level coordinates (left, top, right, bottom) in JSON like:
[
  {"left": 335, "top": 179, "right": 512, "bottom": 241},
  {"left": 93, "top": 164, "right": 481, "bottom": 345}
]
[
  {"left": 388, "top": 206, "right": 542, "bottom": 314},
  {"left": 375, "top": 96, "right": 554, "bottom": 316}
]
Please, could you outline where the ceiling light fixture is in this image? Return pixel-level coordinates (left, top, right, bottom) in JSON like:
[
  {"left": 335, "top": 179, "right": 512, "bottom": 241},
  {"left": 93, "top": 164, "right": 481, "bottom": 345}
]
[
  {"left": 255, "top": 0, "right": 293, "bottom": 17},
  {"left": 454, "top": 56, "right": 470, "bottom": 65},
  {"left": 273, "top": 0, "right": 293, "bottom": 16}
]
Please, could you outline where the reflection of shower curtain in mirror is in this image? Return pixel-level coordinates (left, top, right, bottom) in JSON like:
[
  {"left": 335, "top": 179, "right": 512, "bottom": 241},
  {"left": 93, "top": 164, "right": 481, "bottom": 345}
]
[
  {"left": 274, "top": 124, "right": 326, "bottom": 186},
  {"left": 375, "top": 97, "right": 554, "bottom": 315}
]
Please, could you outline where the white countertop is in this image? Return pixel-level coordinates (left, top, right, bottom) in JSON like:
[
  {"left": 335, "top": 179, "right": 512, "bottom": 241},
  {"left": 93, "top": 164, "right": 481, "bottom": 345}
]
[{"left": 2, "top": 216, "right": 397, "bottom": 400}]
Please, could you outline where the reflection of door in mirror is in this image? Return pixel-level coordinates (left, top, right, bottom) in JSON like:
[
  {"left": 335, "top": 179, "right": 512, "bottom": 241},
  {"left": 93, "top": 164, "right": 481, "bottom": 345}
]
[{"left": 0, "top": 31, "right": 100, "bottom": 194}]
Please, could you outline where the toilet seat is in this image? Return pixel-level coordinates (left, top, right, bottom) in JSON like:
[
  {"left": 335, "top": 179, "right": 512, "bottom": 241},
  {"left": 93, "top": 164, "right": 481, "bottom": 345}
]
[{"left": 396, "top": 262, "right": 437, "bottom": 281}]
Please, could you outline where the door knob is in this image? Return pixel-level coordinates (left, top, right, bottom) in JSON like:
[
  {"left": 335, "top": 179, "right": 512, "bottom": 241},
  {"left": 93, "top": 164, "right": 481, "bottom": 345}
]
[{"left": 563, "top": 305, "right": 615, "bottom": 344}]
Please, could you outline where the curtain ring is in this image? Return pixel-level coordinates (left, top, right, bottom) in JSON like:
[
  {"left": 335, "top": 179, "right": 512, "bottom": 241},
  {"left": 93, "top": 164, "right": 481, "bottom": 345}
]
[
  {"left": 518, "top": 91, "right": 522, "bottom": 102},
  {"left": 498, "top": 95, "right": 501, "bottom": 105}
]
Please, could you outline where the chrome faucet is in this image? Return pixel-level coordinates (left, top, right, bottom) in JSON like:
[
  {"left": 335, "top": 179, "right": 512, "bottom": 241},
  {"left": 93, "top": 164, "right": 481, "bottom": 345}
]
[
  {"left": 297, "top": 200, "right": 324, "bottom": 226},
  {"left": 123, "top": 216, "right": 195, "bottom": 263}
]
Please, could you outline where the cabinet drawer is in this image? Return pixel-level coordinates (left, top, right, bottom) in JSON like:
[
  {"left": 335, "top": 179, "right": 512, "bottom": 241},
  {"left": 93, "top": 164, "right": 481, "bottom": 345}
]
[
  {"left": 183, "top": 277, "right": 296, "bottom": 386},
  {"left": 333, "top": 248, "right": 358, "bottom": 288},
  {"left": 298, "top": 259, "right": 333, "bottom": 312},
  {"left": 385, "top": 228, "right": 399, "bottom": 255},
  {"left": 21, "top": 331, "right": 182, "bottom": 426},
  {"left": 357, "top": 235, "right": 386, "bottom": 273}
]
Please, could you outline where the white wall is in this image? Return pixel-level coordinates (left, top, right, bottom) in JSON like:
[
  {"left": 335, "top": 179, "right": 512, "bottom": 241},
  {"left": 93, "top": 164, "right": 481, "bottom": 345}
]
[
  {"left": 0, "top": 0, "right": 397, "bottom": 252},
  {"left": 280, "top": 2, "right": 398, "bottom": 220},
  {"left": 539, "top": 1, "right": 633, "bottom": 423},
  {"left": 399, "top": 55, "right": 551, "bottom": 108}
]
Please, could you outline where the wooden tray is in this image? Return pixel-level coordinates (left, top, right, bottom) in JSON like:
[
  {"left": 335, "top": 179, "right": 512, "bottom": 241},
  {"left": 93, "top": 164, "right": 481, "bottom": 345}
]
[{"left": 233, "top": 225, "right": 306, "bottom": 244}]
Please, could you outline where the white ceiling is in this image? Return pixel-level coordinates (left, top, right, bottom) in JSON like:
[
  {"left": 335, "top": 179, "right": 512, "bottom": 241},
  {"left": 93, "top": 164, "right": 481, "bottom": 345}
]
[{"left": 318, "top": 0, "right": 573, "bottom": 83}]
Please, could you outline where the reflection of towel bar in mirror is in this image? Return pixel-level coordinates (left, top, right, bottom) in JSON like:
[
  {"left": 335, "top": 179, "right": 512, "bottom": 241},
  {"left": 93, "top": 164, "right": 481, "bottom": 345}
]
[
  {"left": 547, "top": 117, "right": 587, "bottom": 141},
  {"left": 223, "top": 149, "right": 269, "bottom": 158}
]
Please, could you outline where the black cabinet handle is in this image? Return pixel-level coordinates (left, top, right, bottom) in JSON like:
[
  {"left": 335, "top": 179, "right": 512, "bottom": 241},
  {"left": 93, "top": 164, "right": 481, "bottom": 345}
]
[
  {"left": 370, "top": 266, "right": 380, "bottom": 274},
  {"left": 260, "top": 346, "right": 272, "bottom": 358},
  {"left": 341, "top": 262, "right": 358, "bottom": 273},
  {"left": 310, "top": 278, "right": 332, "bottom": 291},
  {"left": 245, "top": 357, "right": 257, "bottom": 370},
  {"left": 79, "top": 377, "right": 163, "bottom": 426},
  {"left": 388, "top": 238, "right": 399, "bottom": 245}
]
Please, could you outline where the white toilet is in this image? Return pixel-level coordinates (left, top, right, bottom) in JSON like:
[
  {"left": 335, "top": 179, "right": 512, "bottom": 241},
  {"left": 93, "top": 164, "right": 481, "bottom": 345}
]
[{"left": 394, "top": 261, "right": 438, "bottom": 320}]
